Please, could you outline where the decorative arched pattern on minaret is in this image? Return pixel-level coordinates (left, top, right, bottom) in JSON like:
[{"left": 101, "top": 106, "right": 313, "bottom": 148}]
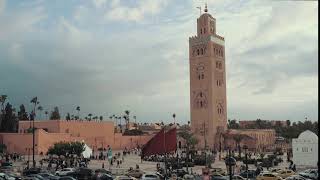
[{"left": 193, "top": 91, "right": 208, "bottom": 109}]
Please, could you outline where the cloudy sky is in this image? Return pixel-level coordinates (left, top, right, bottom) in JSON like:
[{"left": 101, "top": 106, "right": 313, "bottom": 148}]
[{"left": 0, "top": 0, "right": 318, "bottom": 123}]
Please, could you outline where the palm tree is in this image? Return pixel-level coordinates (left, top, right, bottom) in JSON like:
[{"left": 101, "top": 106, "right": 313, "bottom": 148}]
[
  {"left": 45, "top": 111, "right": 48, "bottom": 120},
  {"left": 88, "top": 113, "right": 92, "bottom": 121},
  {"left": 172, "top": 113, "right": 176, "bottom": 124},
  {"left": 118, "top": 116, "right": 122, "bottom": 129},
  {"left": 76, "top": 106, "right": 80, "bottom": 120},
  {"left": 37, "top": 106, "right": 43, "bottom": 120},
  {"left": 233, "top": 134, "right": 245, "bottom": 158},
  {"left": 133, "top": 115, "right": 137, "bottom": 129},
  {"left": 30, "top": 97, "right": 39, "bottom": 120},
  {"left": 124, "top": 110, "right": 130, "bottom": 130},
  {"left": 0, "top": 95, "right": 7, "bottom": 113}
]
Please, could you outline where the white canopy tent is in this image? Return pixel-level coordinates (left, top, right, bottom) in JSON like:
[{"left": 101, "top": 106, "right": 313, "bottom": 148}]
[{"left": 82, "top": 143, "right": 93, "bottom": 158}]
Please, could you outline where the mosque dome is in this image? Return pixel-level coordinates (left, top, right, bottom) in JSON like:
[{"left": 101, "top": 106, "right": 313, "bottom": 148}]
[{"left": 298, "top": 130, "right": 318, "bottom": 140}]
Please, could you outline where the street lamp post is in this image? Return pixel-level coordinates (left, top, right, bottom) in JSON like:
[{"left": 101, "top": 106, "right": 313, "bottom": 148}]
[
  {"left": 30, "top": 97, "right": 38, "bottom": 168},
  {"left": 26, "top": 148, "right": 30, "bottom": 169},
  {"left": 243, "top": 145, "right": 249, "bottom": 179},
  {"left": 225, "top": 148, "right": 236, "bottom": 180}
]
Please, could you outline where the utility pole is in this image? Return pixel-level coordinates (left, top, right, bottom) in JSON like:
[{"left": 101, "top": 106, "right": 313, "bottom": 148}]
[{"left": 203, "top": 122, "right": 207, "bottom": 167}]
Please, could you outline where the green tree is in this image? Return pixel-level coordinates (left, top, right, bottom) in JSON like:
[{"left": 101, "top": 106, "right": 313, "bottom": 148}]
[
  {"left": 50, "top": 107, "right": 61, "bottom": 120},
  {"left": 45, "top": 111, "right": 48, "bottom": 120},
  {"left": 88, "top": 113, "right": 92, "bottom": 121},
  {"left": 18, "top": 104, "right": 29, "bottom": 120},
  {"left": 0, "top": 144, "right": 7, "bottom": 154},
  {"left": 173, "top": 113, "right": 176, "bottom": 124},
  {"left": 0, "top": 103, "right": 18, "bottom": 132},
  {"left": 47, "top": 141, "right": 85, "bottom": 156},
  {"left": 66, "top": 113, "right": 71, "bottom": 121},
  {"left": 0, "top": 95, "right": 7, "bottom": 112},
  {"left": 124, "top": 110, "right": 130, "bottom": 130},
  {"left": 76, "top": 106, "right": 80, "bottom": 120},
  {"left": 178, "top": 129, "right": 199, "bottom": 150},
  {"left": 37, "top": 106, "right": 43, "bottom": 120},
  {"left": 228, "top": 119, "right": 240, "bottom": 129},
  {"left": 99, "top": 116, "right": 103, "bottom": 122},
  {"left": 233, "top": 134, "right": 245, "bottom": 158},
  {"left": 178, "top": 129, "right": 198, "bottom": 170},
  {"left": 286, "top": 120, "right": 291, "bottom": 127}
]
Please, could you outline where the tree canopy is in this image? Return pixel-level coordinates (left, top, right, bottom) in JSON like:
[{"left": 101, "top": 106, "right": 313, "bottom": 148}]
[
  {"left": 47, "top": 141, "right": 85, "bottom": 156},
  {"left": 50, "top": 106, "right": 61, "bottom": 120},
  {"left": 227, "top": 119, "right": 318, "bottom": 140}
]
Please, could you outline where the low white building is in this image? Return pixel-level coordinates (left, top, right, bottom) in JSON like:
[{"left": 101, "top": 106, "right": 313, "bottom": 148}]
[{"left": 292, "top": 130, "right": 318, "bottom": 167}]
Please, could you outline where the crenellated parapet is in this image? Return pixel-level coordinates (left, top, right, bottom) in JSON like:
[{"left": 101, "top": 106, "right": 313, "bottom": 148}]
[
  {"left": 189, "top": 34, "right": 225, "bottom": 46},
  {"left": 215, "top": 34, "right": 225, "bottom": 41},
  {"left": 189, "top": 35, "right": 209, "bottom": 45}
]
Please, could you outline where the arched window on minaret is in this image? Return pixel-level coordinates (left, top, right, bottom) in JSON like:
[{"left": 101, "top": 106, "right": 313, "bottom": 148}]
[
  {"left": 197, "top": 49, "right": 200, "bottom": 55},
  {"left": 201, "top": 48, "right": 204, "bottom": 55}
]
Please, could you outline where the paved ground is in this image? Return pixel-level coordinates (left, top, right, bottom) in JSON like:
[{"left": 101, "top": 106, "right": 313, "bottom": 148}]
[{"left": 9, "top": 151, "right": 312, "bottom": 175}]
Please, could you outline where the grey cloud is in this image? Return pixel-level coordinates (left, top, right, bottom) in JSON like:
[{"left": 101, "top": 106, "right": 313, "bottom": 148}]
[{"left": 0, "top": 0, "right": 318, "bottom": 122}]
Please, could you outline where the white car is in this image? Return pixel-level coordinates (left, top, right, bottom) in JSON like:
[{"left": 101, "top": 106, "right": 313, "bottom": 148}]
[
  {"left": 0, "top": 173, "right": 15, "bottom": 180},
  {"left": 55, "top": 168, "right": 75, "bottom": 176},
  {"left": 141, "top": 173, "right": 160, "bottom": 180}
]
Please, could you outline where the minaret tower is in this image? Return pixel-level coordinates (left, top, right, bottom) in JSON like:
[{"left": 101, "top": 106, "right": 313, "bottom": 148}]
[{"left": 189, "top": 4, "right": 227, "bottom": 149}]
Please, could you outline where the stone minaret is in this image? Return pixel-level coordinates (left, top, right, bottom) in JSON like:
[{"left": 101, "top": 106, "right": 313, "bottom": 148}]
[{"left": 189, "top": 5, "right": 227, "bottom": 150}]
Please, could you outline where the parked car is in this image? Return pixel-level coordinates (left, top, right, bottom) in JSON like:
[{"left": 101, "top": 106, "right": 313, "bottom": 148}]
[
  {"left": 256, "top": 172, "right": 282, "bottom": 180},
  {"left": 299, "top": 169, "right": 318, "bottom": 180},
  {"left": 239, "top": 169, "right": 257, "bottom": 179},
  {"left": 22, "top": 168, "right": 42, "bottom": 176},
  {"left": 26, "top": 174, "right": 45, "bottom": 180},
  {"left": 66, "top": 168, "right": 93, "bottom": 180},
  {"left": 141, "top": 173, "right": 160, "bottom": 180},
  {"left": 211, "top": 173, "right": 227, "bottom": 180},
  {"left": 94, "top": 169, "right": 112, "bottom": 175},
  {"left": 183, "top": 174, "right": 196, "bottom": 180},
  {"left": 171, "top": 169, "right": 187, "bottom": 178},
  {"left": 228, "top": 175, "right": 245, "bottom": 180},
  {"left": 243, "top": 159, "right": 256, "bottom": 164},
  {"left": 277, "top": 170, "right": 295, "bottom": 179},
  {"left": 5, "top": 173, "right": 22, "bottom": 180},
  {"left": 271, "top": 169, "right": 283, "bottom": 173},
  {"left": 58, "top": 176, "right": 77, "bottom": 180},
  {"left": 55, "top": 168, "right": 75, "bottom": 176},
  {"left": 211, "top": 168, "right": 226, "bottom": 176},
  {"left": 114, "top": 176, "right": 137, "bottom": 180},
  {"left": 285, "top": 175, "right": 312, "bottom": 180},
  {"left": 93, "top": 169, "right": 112, "bottom": 180},
  {"left": 0, "top": 173, "right": 15, "bottom": 180},
  {"left": 125, "top": 169, "right": 144, "bottom": 178},
  {"left": 38, "top": 173, "right": 60, "bottom": 180},
  {"left": 23, "top": 177, "right": 41, "bottom": 180},
  {"left": 0, "top": 162, "right": 13, "bottom": 167},
  {"left": 95, "top": 173, "right": 113, "bottom": 180}
]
